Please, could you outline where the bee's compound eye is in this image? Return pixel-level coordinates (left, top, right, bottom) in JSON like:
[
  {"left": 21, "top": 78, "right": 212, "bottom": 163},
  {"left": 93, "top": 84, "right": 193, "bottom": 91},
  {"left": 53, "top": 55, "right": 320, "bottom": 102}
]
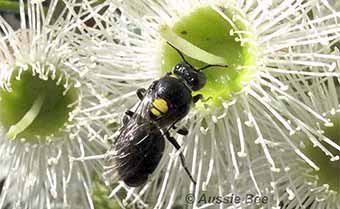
[{"left": 190, "top": 73, "right": 206, "bottom": 91}]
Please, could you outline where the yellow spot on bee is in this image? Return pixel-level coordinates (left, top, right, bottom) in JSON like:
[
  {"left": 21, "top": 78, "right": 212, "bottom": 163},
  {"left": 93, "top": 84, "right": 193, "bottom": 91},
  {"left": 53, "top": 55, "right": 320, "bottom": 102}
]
[
  {"left": 151, "top": 108, "right": 161, "bottom": 116},
  {"left": 152, "top": 98, "right": 168, "bottom": 113}
]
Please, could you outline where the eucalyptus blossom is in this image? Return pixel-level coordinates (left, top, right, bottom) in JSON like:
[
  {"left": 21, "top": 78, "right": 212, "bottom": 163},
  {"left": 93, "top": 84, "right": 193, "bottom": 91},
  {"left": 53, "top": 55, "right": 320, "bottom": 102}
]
[
  {"left": 0, "top": 1, "right": 114, "bottom": 208},
  {"left": 75, "top": 0, "right": 340, "bottom": 208}
]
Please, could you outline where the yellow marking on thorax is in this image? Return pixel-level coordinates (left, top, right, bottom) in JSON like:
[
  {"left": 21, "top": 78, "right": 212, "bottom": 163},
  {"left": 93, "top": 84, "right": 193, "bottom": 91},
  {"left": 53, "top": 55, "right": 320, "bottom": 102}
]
[
  {"left": 152, "top": 98, "right": 168, "bottom": 113},
  {"left": 151, "top": 108, "right": 161, "bottom": 116}
]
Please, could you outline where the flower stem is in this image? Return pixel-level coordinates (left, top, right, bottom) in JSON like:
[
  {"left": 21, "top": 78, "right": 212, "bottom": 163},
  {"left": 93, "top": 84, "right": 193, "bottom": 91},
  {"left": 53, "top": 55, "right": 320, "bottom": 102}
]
[
  {"left": 160, "top": 24, "right": 228, "bottom": 65},
  {"left": 7, "top": 93, "right": 45, "bottom": 140}
]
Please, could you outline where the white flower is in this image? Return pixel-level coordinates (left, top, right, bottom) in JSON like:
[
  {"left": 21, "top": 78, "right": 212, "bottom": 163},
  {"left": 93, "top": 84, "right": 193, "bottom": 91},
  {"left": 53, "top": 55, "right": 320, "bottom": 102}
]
[
  {"left": 239, "top": 125, "right": 339, "bottom": 209},
  {"left": 77, "top": 0, "right": 340, "bottom": 208},
  {"left": 0, "top": 1, "right": 114, "bottom": 208},
  {"left": 237, "top": 53, "right": 340, "bottom": 209},
  {"left": 231, "top": 13, "right": 340, "bottom": 208}
]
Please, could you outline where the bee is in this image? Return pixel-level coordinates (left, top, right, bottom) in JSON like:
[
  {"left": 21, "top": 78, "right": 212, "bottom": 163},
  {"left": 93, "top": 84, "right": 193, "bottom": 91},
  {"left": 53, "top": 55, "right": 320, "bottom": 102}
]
[{"left": 105, "top": 43, "right": 228, "bottom": 187}]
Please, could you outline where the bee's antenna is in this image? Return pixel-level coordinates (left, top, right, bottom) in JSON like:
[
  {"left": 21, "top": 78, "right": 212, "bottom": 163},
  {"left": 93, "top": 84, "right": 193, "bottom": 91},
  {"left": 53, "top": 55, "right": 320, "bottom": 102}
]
[
  {"left": 167, "top": 42, "right": 228, "bottom": 72},
  {"left": 167, "top": 42, "right": 190, "bottom": 65},
  {"left": 197, "top": 64, "right": 229, "bottom": 71}
]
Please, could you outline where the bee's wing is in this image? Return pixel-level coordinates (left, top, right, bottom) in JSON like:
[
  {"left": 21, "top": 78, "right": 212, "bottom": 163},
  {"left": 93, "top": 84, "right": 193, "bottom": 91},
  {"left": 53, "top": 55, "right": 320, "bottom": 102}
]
[
  {"left": 105, "top": 86, "right": 151, "bottom": 151},
  {"left": 104, "top": 122, "right": 165, "bottom": 186},
  {"left": 109, "top": 87, "right": 153, "bottom": 144},
  {"left": 104, "top": 83, "right": 161, "bottom": 185},
  {"left": 130, "top": 87, "right": 153, "bottom": 120},
  {"left": 105, "top": 122, "right": 159, "bottom": 164}
]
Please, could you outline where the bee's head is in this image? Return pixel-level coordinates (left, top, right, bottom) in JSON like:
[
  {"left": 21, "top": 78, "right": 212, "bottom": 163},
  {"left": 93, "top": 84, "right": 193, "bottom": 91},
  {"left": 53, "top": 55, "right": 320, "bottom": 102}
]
[{"left": 173, "top": 62, "right": 206, "bottom": 91}]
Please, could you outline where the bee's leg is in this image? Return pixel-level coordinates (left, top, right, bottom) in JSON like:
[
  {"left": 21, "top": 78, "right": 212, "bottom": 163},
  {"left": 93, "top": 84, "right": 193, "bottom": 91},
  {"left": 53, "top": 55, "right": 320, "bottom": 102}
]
[
  {"left": 173, "top": 125, "right": 188, "bottom": 136},
  {"left": 177, "top": 128, "right": 188, "bottom": 135},
  {"left": 164, "top": 132, "right": 196, "bottom": 185},
  {"left": 193, "top": 94, "right": 212, "bottom": 103},
  {"left": 193, "top": 94, "right": 203, "bottom": 103},
  {"left": 0, "top": 179, "right": 11, "bottom": 209},
  {"left": 122, "top": 113, "right": 132, "bottom": 126},
  {"left": 136, "top": 88, "right": 147, "bottom": 100},
  {"left": 0, "top": 178, "right": 5, "bottom": 194},
  {"left": 125, "top": 110, "right": 134, "bottom": 117}
]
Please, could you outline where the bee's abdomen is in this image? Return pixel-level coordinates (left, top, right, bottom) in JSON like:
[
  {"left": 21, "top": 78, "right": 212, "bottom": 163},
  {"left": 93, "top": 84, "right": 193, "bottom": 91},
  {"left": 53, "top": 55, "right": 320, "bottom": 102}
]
[{"left": 115, "top": 124, "right": 165, "bottom": 187}]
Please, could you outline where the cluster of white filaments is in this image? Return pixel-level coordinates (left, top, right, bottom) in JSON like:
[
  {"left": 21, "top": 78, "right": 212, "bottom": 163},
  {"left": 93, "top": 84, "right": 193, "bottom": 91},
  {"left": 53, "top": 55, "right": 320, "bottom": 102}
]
[
  {"left": 72, "top": 0, "right": 340, "bottom": 208},
  {"left": 0, "top": 0, "right": 339, "bottom": 209},
  {"left": 0, "top": 1, "right": 116, "bottom": 209},
  {"left": 239, "top": 134, "right": 339, "bottom": 209}
]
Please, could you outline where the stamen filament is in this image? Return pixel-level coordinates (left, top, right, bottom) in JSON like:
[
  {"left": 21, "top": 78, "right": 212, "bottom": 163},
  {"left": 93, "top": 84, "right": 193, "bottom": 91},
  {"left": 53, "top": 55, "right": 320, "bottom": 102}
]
[
  {"left": 160, "top": 24, "right": 228, "bottom": 65},
  {"left": 7, "top": 93, "right": 45, "bottom": 140}
]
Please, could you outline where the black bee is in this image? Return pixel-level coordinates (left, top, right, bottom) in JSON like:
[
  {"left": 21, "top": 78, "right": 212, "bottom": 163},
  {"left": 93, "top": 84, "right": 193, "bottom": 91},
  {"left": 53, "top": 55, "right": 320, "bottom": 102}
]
[{"left": 105, "top": 43, "right": 228, "bottom": 187}]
